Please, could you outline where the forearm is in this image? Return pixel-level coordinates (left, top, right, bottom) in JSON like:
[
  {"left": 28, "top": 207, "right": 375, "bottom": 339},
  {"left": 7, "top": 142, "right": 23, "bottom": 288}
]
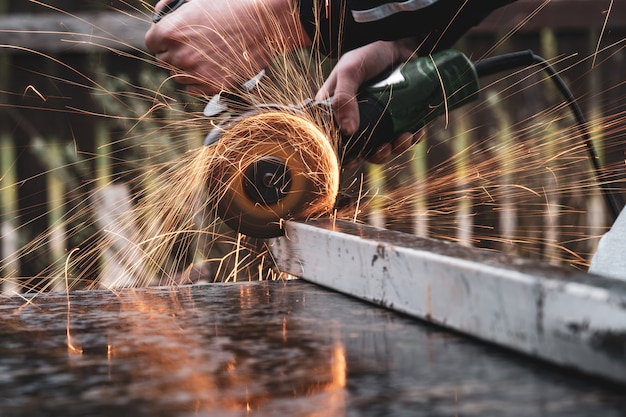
[{"left": 299, "top": 0, "right": 518, "bottom": 56}]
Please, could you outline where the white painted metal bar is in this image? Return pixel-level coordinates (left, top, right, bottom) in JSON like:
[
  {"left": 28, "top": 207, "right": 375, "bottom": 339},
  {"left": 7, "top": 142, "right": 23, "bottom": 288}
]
[{"left": 270, "top": 219, "right": 626, "bottom": 385}]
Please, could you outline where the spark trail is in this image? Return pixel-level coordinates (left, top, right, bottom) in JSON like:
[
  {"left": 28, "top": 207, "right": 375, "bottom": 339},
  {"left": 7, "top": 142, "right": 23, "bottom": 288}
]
[{"left": 0, "top": 1, "right": 624, "bottom": 295}]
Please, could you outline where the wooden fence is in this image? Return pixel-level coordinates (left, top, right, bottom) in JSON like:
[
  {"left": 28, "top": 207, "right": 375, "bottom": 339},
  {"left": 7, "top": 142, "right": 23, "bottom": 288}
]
[{"left": 0, "top": 0, "right": 625, "bottom": 289}]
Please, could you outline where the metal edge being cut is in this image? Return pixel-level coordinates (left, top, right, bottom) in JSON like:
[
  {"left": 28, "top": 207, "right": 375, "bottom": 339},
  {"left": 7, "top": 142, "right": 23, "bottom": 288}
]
[{"left": 269, "top": 219, "right": 626, "bottom": 385}]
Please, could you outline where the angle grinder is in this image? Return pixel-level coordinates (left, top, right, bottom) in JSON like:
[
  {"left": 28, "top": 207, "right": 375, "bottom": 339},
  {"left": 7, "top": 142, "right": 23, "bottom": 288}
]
[
  {"left": 156, "top": 0, "right": 616, "bottom": 237},
  {"left": 206, "top": 49, "right": 480, "bottom": 238}
]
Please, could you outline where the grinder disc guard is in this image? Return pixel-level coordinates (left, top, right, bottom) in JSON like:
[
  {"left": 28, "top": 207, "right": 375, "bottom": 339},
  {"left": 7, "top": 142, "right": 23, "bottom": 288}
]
[{"left": 209, "top": 111, "right": 339, "bottom": 238}]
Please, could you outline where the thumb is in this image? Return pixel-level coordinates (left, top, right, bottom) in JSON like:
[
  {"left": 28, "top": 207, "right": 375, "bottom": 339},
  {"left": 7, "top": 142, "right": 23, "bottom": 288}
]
[
  {"left": 315, "top": 71, "right": 336, "bottom": 102},
  {"left": 329, "top": 68, "right": 363, "bottom": 136},
  {"left": 315, "top": 68, "right": 360, "bottom": 136},
  {"left": 332, "top": 92, "right": 359, "bottom": 136}
]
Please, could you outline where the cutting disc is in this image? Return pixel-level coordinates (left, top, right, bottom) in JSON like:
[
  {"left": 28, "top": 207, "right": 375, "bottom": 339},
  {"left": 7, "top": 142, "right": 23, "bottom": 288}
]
[{"left": 209, "top": 111, "right": 339, "bottom": 238}]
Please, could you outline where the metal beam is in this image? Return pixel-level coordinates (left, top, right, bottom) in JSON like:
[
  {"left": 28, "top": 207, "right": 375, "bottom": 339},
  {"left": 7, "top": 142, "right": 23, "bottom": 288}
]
[{"left": 270, "top": 219, "right": 626, "bottom": 385}]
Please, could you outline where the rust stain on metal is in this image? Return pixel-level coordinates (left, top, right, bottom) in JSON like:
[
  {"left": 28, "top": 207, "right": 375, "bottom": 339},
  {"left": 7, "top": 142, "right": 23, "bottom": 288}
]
[{"left": 371, "top": 244, "right": 386, "bottom": 267}]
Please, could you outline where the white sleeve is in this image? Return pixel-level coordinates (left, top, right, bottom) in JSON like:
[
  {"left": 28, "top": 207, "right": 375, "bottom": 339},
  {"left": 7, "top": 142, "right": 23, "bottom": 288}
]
[{"left": 589, "top": 207, "right": 626, "bottom": 281}]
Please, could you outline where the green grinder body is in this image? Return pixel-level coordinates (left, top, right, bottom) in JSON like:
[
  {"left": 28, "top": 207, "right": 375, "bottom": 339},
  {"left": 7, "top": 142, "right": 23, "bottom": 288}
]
[{"left": 341, "top": 49, "right": 480, "bottom": 161}]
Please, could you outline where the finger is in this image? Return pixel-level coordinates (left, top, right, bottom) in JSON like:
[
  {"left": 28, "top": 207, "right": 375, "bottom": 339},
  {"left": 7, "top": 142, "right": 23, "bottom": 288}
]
[
  {"left": 153, "top": 49, "right": 180, "bottom": 72},
  {"left": 315, "top": 73, "right": 336, "bottom": 101},
  {"left": 144, "top": 23, "right": 163, "bottom": 53},
  {"left": 156, "top": 46, "right": 196, "bottom": 75},
  {"left": 332, "top": 73, "right": 362, "bottom": 135},
  {"left": 146, "top": 2, "right": 188, "bottom": 53},
  {"left": 145, "top": 1, "right": 170, "bottom": 51},
  {"left": 145, "top": 20, "right": 179, "bottom": 53},
  {"left": 316, "top": 70, "right": 360, "bottom": 136}
]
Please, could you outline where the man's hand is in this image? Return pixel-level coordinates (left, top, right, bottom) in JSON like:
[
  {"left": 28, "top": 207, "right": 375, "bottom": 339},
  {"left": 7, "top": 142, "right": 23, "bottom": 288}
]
[
  {"left": 145, "top": 0, "right": 310, "bottom": 95},
  {"left": 316, "top": 38, "right": 422, "bottom": 164}
]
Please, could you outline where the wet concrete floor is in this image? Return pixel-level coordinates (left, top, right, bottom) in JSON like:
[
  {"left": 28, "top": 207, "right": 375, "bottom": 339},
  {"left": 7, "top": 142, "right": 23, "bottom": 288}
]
[{"left": 0, "top": 280, "right": 624, "bottom": 416}]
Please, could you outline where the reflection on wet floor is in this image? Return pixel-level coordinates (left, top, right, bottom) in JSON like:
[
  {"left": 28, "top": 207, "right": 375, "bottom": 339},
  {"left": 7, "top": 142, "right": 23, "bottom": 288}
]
[{"left": 0, "top": 280, "right": 624, "bottom": 416}]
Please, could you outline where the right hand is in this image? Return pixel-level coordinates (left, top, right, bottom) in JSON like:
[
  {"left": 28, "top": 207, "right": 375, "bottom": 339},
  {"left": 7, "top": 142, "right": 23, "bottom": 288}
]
[
  {"left": 145, "top": 0, "right": 310, "bottom": 95},
  {"left": 316, "top": 38, "right": 422, "bottom": 164}
]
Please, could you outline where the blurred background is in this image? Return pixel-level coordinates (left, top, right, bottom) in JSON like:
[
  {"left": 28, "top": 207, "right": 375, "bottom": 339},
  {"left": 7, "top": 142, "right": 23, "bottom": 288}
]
[{"left": 0, "top": 0, "right": 625, "bottom": 285}]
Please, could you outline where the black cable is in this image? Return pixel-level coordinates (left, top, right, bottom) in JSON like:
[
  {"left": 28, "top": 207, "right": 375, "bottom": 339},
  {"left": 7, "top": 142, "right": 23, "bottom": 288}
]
[{"left": 474, "top": 50, "right": 622, "bottom": 221}]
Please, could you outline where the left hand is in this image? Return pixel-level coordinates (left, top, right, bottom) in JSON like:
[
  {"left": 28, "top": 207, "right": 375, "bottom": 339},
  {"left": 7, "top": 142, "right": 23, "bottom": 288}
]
[{"left": 145, "top": 0, "right": 310, "bottom": 95}]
